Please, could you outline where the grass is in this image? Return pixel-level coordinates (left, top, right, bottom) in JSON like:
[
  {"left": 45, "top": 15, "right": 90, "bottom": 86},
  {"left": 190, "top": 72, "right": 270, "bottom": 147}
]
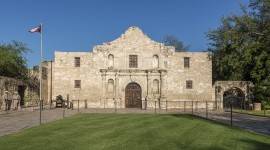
[
  {"left": 233, "top": 109, "right": 270, "bottom": 117},
  {"left": 0, "top": 114, "right": 270, "bottom": 150}
]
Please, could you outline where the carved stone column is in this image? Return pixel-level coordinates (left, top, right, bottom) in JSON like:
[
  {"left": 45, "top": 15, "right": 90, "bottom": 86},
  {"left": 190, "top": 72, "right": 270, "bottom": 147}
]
[
  {"left": 220, "top": 89, "right": 224, "bottom": 109},
  {"left": 159, "top": 70, "right": 166, "bottom": 109},
  {"left": 160, "top": 70, "right": 166, "bottom": 98},
  {"left": 101, "top": 70, "right": 106, "bottom": 98},
  {"left": 146, "top": 70, "right": 152, "bottom": 99},
  {"left": 100, "top": 69, "right": 107, "bottom": 108},
  {"left": 145, "top": 70, "right": 152, "bottom": 109},
  {"left": 115, "top": 71, "right": 119, "bottom": 98}
]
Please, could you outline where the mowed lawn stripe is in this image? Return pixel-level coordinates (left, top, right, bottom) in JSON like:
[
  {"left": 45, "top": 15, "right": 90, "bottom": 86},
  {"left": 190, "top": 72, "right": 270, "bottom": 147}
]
[{"left": 0, "top": 114, "right": 269, "bottom": 150}]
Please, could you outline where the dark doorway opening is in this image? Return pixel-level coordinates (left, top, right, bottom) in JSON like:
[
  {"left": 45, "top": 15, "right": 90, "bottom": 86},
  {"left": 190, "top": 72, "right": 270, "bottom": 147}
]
[
  {"left": 125, "top": 82, "right": 142, "bottom": 108},
  {"left": 223, "top": 87, "right": 245, "bottom": 109},
  {"left": 18, "top": 85, "right": 26, "bottom": 106}
]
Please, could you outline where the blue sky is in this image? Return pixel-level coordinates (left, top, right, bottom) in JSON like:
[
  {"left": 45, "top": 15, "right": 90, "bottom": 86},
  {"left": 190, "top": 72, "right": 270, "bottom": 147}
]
[{"left": 0, "top": 0, "right": 249, "bottom": 68}]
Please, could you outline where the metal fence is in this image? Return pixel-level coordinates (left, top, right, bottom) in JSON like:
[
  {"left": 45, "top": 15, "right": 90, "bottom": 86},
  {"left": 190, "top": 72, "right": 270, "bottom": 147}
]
[
  {"left": 1, "top": 99, "right": 263, "bottom": 137},
  {"left": 66, "top": 100, "right": 220, "bottom": 118}
]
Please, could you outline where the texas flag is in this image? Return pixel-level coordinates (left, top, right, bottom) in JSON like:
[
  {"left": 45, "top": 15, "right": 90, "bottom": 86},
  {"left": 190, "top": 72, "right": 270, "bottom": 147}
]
[{"left": 29, "top": 26, "right": 41, "bottom": 33}]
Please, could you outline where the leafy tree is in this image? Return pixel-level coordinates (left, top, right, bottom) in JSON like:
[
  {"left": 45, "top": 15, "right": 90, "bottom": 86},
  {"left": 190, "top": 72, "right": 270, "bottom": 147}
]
[
  {"left": 0, "top": 40, "right": 31, "bottom": 79},
  {"left": 207, "top": 0, "right": 270, "bottom": 83},
  {"left": 163, "top": 35, "right": 190, "bottom": 52},
  {"left": 207, "top": 0, "right": 270, "bottom": 102}
]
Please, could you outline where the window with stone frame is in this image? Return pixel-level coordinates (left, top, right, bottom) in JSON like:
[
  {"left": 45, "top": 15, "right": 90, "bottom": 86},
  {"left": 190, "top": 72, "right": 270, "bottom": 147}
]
[
  {"left": 186, "top": 80, "right": 193, "bottom": 89},
  {"left": 184, "top": 57, "right": 190, "bottom": 68},
  {"left": 74, "top": 80, "right": 81, "bottom": 88},
  {"left": 74, "top": 57, "right": 80, "bottom": 67},
  {"left": 129, "top": 55, "right": 138, "bottom": 68}
]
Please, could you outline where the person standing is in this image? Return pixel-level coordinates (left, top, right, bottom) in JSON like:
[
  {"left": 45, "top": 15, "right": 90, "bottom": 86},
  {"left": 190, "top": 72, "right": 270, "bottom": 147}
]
[
  {"left": 3, "top": 91, "right": 10, "bottom": 110},
  {"left": 13, "top": 92, "right": 21, "bottom": 110}
]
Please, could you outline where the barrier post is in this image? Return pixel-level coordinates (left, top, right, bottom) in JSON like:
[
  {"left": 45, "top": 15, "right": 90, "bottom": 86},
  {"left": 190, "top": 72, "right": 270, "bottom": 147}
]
[
  {"left": 206, "top": 102, "right": 208, "bottom": 118},
  {"left": 166, "top": 100, "right": 168, "bottom": 111},
  {"left": 184, "top": 101, "right": 186, "bottom": 112},
  {"left": 114, "top": 99, "right": 117, "bottom": 114},
  {"left": 78, "top": 100, "right": 79, "bottom": 114},
  {"left": 231, "top": 102, "right": 233, "bottom": 126},
  {"left": 192, "top": 101, "right": 193, "bottom": 115},
  {"left": 63, "top": 101, "right": 65, "bottom": 118},
  {"left": 155, "top": 101, "right": 156, "bottom": 114}
]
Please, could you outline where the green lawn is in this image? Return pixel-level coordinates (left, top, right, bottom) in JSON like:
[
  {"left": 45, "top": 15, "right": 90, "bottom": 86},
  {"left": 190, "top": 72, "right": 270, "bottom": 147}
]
[
  {"left": 0, "top": 114, "right": 269, "bottom": 150},
  {"left": 233, "top": 109, "right": 270, "bottom": 117}
]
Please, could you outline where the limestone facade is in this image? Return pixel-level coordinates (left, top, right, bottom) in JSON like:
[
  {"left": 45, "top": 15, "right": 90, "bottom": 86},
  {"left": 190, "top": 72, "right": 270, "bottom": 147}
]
[
  {"left": 0, "top": 76, "right": 39, "bottom": 109},
  {"left": 214, "top": 81, "right": 254, "bottom": 109},
  {"left": 45, "top": 27, "right": 213, "bottom": 108}
]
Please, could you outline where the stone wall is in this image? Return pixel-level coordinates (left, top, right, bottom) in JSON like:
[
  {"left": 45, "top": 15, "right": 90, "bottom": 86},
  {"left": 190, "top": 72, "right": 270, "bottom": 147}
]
[
  {"left": 214, "top": 81, "right": 254, "bottom": 109},
  {"left": 165, "top": 52, "right": 212, "bottom": 101},
  {"left": 0, "top": 76, "right": 39, "bottom": 109},
  {"left": 48, "top": 26, "right": 213, "bottom": 108}
]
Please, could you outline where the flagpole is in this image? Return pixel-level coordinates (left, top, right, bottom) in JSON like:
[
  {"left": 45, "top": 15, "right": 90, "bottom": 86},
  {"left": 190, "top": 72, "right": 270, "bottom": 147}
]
[{"left": 39, "top": 21, "right": 43, "bottom": 125}]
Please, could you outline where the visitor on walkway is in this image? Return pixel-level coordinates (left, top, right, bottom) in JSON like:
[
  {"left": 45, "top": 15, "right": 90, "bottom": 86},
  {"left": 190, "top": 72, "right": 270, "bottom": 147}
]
[
  {"left": 12, "top": 92, "right": 20, "bottom": 110},
  {"left": 3, "top": 91, "right": 11, "bottom": 110}
]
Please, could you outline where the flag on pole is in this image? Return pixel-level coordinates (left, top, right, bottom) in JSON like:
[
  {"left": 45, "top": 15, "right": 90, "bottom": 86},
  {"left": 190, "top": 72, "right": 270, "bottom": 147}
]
[
  {"left": 29, "top": 22, "right": 43, "bottom": 125},
  {"left": 29, "top": 25, "right": 41, "bottom": 33}
]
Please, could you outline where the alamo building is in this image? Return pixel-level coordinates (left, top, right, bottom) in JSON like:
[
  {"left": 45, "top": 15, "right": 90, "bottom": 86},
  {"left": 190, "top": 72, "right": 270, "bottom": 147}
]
[{"left": 40, "top": 26, "right": 252, "bottom": 109}]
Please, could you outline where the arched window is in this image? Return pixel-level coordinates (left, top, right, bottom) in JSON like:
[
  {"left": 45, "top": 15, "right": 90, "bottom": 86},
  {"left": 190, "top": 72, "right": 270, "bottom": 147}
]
[
  {"left": 108, "top": 79, "right": 114, "bottom": 94},
  {"left": 153, "top": 55, "right": 159, "bottom": 68},
  {"left": 153, "top": 79, "right": 159, "bottom": 94},
  {"left": 108, "top": 54, "right": 114, "bottom": 68}
]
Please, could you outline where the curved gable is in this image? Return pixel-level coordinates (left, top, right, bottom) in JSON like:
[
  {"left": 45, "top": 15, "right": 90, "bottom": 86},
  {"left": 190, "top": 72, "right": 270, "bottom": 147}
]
[{"left": 93, "top": 26, "right": 174, "bottom": 55}]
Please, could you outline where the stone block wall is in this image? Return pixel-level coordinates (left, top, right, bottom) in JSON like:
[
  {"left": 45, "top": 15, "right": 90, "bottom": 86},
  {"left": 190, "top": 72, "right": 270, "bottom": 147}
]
[
  {"left": 0, "top": 76, "right": 39, "bottom": 109},
  {"left": 47, "top": 27, "right": 214, "bottom": 109}
]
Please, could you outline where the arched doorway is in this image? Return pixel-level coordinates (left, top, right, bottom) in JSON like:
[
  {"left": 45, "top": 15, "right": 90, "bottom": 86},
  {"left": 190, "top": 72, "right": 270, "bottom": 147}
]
[
  {"left": 223, "top": 87, "right": 245, "bottom": 109},
  {"left": 125, "top": 82, "right": 142, "bottom": 108}
]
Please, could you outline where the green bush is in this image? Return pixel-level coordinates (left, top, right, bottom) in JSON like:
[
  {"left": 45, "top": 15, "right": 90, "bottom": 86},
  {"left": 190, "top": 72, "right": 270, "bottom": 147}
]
[
  {"left": 264, "top": 105, "right": 270, "bottom": 110},
  {"left": 24, "top": 95, "right": 31, "bottom": 103}
]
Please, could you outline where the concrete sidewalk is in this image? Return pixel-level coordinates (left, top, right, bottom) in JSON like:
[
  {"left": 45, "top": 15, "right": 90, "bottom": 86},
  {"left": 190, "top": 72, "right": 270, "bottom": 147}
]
[
  {"left": 0, "top": 108, "right": 77, "bottom": 137},
  {"left": 208, "top": 111, "right": 270, "bottom": 136}
]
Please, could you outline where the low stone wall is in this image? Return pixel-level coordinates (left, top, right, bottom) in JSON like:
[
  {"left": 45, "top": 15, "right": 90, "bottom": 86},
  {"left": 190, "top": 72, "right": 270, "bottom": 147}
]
[{"left": 0, "top": 76, "right": 39, "bottom": 109}]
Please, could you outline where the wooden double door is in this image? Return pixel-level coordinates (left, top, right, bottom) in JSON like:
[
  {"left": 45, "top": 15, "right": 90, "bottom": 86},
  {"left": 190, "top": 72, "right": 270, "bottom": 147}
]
[{"left": 125, "top": 83, "right": 142, "bottom": 108}]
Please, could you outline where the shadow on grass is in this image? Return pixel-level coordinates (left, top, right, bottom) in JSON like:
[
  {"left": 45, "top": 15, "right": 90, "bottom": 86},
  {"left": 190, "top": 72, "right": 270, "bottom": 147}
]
[
  {"left": 170, "top": 114, "right": 228, "bottom": 126},
  {"left": 239, "top": 138, "right": 270, "bottom": 150}
]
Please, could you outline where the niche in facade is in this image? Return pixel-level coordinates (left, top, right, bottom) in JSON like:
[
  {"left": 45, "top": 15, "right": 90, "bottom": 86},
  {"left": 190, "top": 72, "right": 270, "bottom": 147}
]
[
  {"left": 153, "top": 79, "right": 159, "bottom": 94},
  {"left": 108, "top": 54, "right": 114, "bottom": 69},
  {"left": 153, "top": 54, "right": 159, "bottom": 68},
  {"left": 108, "top": 79, "right": 114, "bottom": 94}
]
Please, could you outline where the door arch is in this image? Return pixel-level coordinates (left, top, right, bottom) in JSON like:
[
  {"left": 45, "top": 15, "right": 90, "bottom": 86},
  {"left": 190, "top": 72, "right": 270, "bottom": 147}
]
[
  {"left": 125, "top": 82, "right": 142, "bottom": 108},
  {"left": 223, "top": 87, "right": 245, "bottom": 109}
]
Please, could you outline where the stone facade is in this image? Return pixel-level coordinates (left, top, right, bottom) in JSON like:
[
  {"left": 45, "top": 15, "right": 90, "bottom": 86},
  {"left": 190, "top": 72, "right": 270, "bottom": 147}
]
[
  {"left": 44, "top": 27, "right": 213, "bottom": 108},
  {"left": 214, "top": 81, "right": 254, "bottom": 109},
  {"left": 0, "top": 76, "right": 39, "bottom": 109}
]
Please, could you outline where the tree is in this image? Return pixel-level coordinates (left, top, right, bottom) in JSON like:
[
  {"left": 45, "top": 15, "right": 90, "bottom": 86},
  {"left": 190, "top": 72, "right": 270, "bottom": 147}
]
[
  {"left": 163, "top": 35, "right": 190, "bottom": 52},
  {"left": 0, "top": 40, "right": 31, "bottom": 79},
  {"left": 207, "top": 0, "right": 270, "bottom": 102},
  {"left": 207, "top": 1, "right": 270, "bottom": 82}
]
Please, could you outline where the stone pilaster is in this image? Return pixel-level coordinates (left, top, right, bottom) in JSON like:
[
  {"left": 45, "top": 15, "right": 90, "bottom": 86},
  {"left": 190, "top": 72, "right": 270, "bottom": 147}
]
[
  {"left": 159, "top": 70, "right": 166, "bottom": 108},
  {"left": 146, "top": 70, "right": 152, "bottom": 99},
  {"left": 100, "top": 69, "right": 107, "bottom": 108},
  {"left": 115, "top": 71, "right": 119, "bottom": 98}
]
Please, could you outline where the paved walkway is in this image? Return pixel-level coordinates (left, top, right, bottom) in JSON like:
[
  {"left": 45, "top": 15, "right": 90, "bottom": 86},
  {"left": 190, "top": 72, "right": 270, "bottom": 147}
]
[
  {"left": 0, "top": 108, "right": 269, "bottom": 137},
  {"left": 0, "top": 108, "right": 77, "bottom": 137},
  {"left": 208, "top": 111, "right": 270, "bottom": 136}
]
